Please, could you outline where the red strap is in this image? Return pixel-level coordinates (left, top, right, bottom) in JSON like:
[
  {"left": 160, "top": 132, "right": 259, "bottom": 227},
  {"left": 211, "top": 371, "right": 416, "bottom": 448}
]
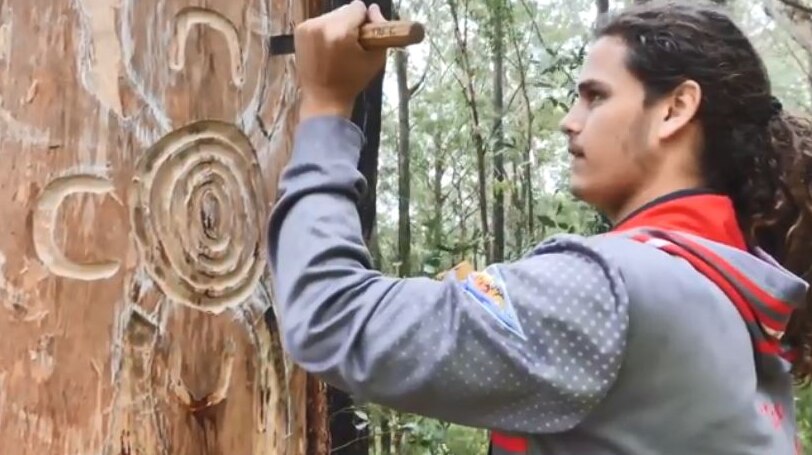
[
  {"left": 491, "top": 431, "right": 528, "bottom": 452},
  {"left": 630, "top": 232, "right": 789, "bottom": 358}
]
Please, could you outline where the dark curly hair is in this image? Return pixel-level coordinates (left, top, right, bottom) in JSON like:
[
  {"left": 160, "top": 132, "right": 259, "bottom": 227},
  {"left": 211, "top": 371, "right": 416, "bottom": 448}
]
[{"left": 598, "top": 0, "right": 812, "bottom": 383}]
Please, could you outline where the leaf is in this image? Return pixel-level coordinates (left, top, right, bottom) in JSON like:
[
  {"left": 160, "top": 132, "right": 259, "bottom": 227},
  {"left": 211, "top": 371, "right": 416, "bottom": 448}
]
[{"left": 538, "top": 213, "right": 557, "bottom": 227}]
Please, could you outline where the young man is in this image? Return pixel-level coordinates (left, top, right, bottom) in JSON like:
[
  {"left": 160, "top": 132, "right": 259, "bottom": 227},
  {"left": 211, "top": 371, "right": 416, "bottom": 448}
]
[{"left": 267, "top": 1, "right": 812, "bottom": 453}]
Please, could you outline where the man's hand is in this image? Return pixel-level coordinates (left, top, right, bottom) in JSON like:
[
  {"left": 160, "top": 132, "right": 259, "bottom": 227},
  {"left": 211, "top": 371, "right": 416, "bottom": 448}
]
[{"left": 295, "top": 0, "right": 388, "bottom": 120}]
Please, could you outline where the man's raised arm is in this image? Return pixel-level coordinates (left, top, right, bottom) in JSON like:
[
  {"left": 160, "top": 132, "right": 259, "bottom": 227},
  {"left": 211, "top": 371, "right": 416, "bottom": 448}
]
[{"left": 267, "top": 112, "right": 630, "bottom": 433}]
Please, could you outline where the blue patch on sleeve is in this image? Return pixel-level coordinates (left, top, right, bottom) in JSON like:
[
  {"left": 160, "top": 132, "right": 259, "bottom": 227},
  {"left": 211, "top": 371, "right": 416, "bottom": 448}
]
[{"left": 462, "top": 265, "right": 526, "bottom": 339}]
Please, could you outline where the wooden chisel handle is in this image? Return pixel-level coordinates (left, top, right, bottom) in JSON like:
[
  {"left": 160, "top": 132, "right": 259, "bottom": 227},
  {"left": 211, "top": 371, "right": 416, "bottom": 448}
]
[{"left": 358, "top": 21, "right": 425, "bottom": 49}]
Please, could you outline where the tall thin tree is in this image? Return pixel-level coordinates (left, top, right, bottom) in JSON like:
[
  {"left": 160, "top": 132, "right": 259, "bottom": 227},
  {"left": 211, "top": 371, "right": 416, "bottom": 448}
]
[{"left": 490, "top": 0, "right": 507, "bottom": 262}]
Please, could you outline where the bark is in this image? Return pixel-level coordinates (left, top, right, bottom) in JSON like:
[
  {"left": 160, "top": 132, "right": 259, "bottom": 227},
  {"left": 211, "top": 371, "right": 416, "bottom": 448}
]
[
  {"left": 491, "top": 0, "right": 506, "bottom": 263},
  {"left": 0, "top": 0, "right": 329, "bottom": 454},
  {"left": 396, "top": 47, "right": 411, "bottom": 277}
]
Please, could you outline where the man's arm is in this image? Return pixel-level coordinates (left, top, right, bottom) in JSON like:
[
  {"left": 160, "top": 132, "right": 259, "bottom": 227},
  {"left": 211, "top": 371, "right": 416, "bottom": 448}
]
[{"left": 267, "top": 116, "right": 630, "bottom": 434}]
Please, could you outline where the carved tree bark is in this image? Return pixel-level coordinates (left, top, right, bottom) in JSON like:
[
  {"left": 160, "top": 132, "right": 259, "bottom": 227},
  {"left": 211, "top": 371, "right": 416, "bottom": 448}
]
[{"left": 0, "top": 0, "right": 331, "bottom": 454}]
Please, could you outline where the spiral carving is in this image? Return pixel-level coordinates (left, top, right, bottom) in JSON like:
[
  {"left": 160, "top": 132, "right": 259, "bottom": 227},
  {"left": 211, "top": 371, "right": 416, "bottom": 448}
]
[{"left": 129, "top": 120, "right": 267, "bottom": 314}]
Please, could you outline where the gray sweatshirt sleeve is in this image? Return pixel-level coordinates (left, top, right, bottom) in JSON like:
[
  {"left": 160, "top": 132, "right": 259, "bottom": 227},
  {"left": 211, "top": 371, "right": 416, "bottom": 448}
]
[{"left": 267, "top": 116, "right": 630, "bottom": 434}]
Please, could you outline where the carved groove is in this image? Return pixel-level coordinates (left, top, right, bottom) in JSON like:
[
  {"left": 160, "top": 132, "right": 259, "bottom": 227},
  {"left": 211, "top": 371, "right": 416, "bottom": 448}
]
[
  {"left": 32, "top": 175, "right": 121, "bottom": 280},
  {"left": 128, "top": 120, "right": 267, "bottom": 314},
  {"left": 169, "top": 338, "right": 236, "bottom": 412},
  {"left": 169, "top": 7, "right": 245, "bottom": 87}
]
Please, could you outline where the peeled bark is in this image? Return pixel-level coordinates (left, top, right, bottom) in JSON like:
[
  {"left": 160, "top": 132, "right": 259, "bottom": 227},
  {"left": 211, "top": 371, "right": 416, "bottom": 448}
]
[{"left": 0, "top": 0, "right": 329, "bottom": 454}]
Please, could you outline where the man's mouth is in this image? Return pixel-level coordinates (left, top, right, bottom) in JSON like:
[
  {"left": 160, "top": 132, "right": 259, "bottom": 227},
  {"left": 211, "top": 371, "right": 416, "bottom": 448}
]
[{"left": 569, "top": 146, "right": 585, "bottom": 158}]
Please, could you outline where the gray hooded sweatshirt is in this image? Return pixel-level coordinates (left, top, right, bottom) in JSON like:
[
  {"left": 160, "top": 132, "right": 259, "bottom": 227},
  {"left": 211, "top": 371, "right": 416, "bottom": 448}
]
[{"left": 267, "top": 116, "right": 810, "bottom": 454}]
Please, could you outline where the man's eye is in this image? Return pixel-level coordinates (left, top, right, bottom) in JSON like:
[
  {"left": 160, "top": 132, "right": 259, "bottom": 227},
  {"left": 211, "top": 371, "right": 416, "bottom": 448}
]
[{"left": 587, "top": 91, "right": 606, "bottom": 102}]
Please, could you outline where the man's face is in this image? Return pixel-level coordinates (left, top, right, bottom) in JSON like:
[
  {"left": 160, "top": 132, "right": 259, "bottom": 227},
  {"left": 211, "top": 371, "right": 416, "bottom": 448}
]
[{"left": 560, "top": 36, "right": 660, "bottom": 220}]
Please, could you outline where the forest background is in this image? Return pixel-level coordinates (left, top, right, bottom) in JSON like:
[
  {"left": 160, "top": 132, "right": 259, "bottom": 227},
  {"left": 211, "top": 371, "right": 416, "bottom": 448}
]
[{"left": 355, "top": 0, "right": 812, "bottom": 453}]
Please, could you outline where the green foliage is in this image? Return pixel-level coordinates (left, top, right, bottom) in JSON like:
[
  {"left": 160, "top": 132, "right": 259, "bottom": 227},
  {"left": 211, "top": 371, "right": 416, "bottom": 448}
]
[
  {"left": 364, "top": 0, "right": 812, "bottom": 452},
  {"left": 798, "top": 387, "right": 812, "bottom": 450},
  {"left": 398, "top": 419, "right": 489, "bottom": 454}
]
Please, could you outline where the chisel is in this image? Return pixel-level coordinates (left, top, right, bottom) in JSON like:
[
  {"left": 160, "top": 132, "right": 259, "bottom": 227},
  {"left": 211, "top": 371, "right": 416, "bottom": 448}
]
[{"left": 269, "top": 20, "right": 425, "bottom": 55}]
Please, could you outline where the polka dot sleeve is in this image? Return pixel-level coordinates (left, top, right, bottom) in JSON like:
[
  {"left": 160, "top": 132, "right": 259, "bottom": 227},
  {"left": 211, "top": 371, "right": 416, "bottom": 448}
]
[{"left": 280, "top": 232, "right": 629, "bottom": 434}]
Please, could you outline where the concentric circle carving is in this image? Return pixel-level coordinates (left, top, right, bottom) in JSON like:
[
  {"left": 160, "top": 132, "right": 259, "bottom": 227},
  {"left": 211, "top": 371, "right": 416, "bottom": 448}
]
[{"left": 129, "top": 120, "right": 267, "bottom": 313}]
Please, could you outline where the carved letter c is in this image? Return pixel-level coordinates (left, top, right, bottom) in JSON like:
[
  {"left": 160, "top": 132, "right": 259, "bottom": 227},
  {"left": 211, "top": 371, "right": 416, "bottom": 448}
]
[{"left": 32, "top": 175, "right": 121, "bottom": 281}]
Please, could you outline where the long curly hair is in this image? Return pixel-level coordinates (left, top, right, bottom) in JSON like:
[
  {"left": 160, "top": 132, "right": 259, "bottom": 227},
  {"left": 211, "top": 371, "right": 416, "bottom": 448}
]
[{"left": 598, "top": 0, "right": 812, "bottom": 383}]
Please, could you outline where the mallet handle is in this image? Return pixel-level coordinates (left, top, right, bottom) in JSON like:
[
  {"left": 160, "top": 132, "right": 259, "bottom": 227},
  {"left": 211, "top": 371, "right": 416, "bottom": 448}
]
[{"left": 359, "top": 21, "right": 425, "bottom": 49}]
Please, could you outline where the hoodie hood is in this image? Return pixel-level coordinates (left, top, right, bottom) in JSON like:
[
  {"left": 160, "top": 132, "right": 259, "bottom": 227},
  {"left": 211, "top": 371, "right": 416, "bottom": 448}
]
[{"left": 612, "top": 191, "right": 809, "bottom": 359}]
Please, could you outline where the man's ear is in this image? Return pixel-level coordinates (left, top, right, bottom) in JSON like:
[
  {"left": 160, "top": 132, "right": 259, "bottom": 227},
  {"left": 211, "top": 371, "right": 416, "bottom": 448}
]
[{"left": 658, "top": 80, "right": 702, "bottom": 140}]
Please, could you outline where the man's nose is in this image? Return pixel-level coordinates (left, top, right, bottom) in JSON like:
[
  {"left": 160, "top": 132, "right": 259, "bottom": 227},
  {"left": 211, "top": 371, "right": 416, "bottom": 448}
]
[{"left": 558, "top": 107, "right": 581, "bottom": 137}]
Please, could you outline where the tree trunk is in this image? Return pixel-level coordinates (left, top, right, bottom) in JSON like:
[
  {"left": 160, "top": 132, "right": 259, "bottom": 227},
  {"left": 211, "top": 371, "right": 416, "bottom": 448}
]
[
  {"left": 511, "top": 158, "right": 524, "bottom": 253},
  {"left": 505, "top": 2, "right": 534, "bottom": 249},
  {"left": 491, "top": 0, "right": 506, "bottom": 263},
  {"left": 807, "top": 53, "right": 812, "bottom": 103},
  {"left": 0, "top": 0, "right": 331, "bottom": 454},
  {"left": 447, "top": 0, "right": 491, "bottom": 263},
  {"left": 432, "top": 135, "right": 445, "bottom": 250},
  {"left": 396, "top": 47, "right": 411, "bottom": 277},
  {"left": 597, "top": 0, "right": 610, "bottom": 28},
  {"left": 632, "top": 0, "right": 725, "bottom": 4}
]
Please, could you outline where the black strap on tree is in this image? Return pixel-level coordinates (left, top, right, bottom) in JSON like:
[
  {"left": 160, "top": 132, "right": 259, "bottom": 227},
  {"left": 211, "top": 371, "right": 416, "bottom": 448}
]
[
  {"left": 322, "top": 0, "right": 389, "bottom": 453},
  {"left": 265, "top": 0, "right": 386, "bottom": 451}
]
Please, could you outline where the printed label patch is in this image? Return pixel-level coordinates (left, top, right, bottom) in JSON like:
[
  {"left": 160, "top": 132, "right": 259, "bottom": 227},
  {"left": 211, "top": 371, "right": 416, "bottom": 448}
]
[{"left": 462, "top": 265, "right": 526, "bottom": 339}]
